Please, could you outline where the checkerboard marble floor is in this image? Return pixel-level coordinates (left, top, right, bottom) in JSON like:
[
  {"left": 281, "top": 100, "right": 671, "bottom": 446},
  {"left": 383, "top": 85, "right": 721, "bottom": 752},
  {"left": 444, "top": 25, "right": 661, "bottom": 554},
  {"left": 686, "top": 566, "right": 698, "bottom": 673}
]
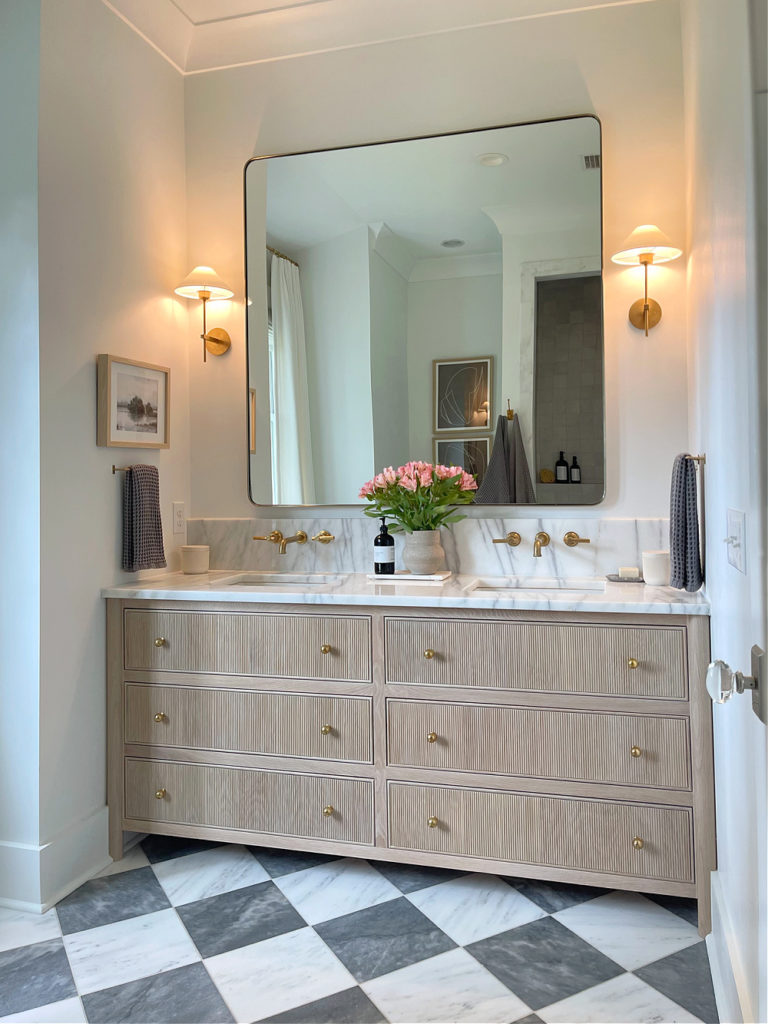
[{"left": 0, "top": 838, "right": 719, "bottom": 1024}]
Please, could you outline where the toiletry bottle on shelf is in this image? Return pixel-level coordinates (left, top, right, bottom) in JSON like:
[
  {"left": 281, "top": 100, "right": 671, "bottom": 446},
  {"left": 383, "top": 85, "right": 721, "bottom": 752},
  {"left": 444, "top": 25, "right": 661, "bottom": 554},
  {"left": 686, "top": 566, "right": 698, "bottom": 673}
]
[
  {"left": 570, "top": 456, "right": 582, "bottom": 483},
  {"left": 374, "top": 517, "right": 395, "bottom": 575},
  {"left": 555, "top": 451, "right": 569, "bottom": 483}
]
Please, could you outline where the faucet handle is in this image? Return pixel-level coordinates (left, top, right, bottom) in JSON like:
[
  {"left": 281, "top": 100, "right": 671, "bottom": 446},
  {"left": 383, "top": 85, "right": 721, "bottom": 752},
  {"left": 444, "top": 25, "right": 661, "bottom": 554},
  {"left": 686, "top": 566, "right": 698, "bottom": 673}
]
[
  {"left": 492, "top": 532, "right": 521, "bottom": 547},
  {"left": 311, "top": 531, "right": 335, "bottom": 544},
  {"left": 253, "top": 530, "right": 283, "bottom": 544},
  {"left": 563, "top": 531, "right": 591, "bottom": 547}
]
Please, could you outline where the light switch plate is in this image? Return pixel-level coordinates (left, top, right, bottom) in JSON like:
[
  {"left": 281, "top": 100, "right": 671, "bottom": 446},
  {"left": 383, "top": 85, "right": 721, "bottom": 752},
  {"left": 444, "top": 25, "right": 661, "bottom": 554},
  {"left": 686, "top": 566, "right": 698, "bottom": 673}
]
[
  {"left": 726, "top": 508, "right": 746, "bottom": 573},
  {"left": 173, "top": 501, "right": 186, "bottom": 536}
]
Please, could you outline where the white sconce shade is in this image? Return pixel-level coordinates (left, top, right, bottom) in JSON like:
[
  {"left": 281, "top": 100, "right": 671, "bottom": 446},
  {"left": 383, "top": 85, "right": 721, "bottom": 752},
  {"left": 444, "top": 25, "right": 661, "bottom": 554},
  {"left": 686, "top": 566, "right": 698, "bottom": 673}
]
[
  {"left": 611, "top": 224, "right": 682, "bottom": 265},
  {"left": 174, "top": 265, "right": 234, "bottom": 300}
]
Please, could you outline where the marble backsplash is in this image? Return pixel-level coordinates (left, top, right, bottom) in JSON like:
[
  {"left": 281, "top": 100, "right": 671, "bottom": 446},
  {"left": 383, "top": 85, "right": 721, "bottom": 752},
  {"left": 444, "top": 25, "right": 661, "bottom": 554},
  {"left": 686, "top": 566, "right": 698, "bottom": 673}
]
[{"left": 187, "top": 516, "right": 669, "bottom": 579}]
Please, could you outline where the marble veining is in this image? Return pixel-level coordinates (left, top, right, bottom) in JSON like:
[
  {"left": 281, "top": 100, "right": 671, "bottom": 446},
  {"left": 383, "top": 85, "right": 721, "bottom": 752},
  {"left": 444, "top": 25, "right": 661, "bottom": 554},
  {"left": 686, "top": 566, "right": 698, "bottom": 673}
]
[{"left": 102, "top": 568, "right": 708, "bottom": 615}]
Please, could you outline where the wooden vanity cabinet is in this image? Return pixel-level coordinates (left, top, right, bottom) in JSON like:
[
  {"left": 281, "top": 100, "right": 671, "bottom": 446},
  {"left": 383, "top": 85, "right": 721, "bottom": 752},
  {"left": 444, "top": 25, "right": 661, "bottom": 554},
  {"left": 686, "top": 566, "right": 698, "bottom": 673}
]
[{"left": 107, "top": 600, "right": 714, "bottom": 934}]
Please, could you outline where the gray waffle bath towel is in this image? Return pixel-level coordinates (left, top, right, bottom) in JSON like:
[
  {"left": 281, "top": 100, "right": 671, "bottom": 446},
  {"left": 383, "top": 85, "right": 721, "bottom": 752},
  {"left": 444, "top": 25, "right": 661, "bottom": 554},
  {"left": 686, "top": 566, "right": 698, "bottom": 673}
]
[
  {"left": 122, "top": 465, "right": 167, "bottom": 572},
  {"left": 670, "top": 454, "right": 703, "bottom": 591},
  {"left": 475, "top": 415, "right": 536, "bottom": 504}
]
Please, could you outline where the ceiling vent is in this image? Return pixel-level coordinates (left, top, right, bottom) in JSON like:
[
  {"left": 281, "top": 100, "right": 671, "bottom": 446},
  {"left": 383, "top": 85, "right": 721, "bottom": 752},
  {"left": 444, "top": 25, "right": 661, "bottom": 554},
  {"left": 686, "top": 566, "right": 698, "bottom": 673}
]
[{"left": 583, "top": 154, "right": 601, "bottom": 170}]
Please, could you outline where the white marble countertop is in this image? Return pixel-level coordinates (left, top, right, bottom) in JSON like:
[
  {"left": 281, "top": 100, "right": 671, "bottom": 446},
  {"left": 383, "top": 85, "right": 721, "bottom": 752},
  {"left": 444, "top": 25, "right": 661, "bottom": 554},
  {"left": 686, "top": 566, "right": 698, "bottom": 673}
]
[{"left": 102, "top": 571, "right": 710, "bottom": 615}]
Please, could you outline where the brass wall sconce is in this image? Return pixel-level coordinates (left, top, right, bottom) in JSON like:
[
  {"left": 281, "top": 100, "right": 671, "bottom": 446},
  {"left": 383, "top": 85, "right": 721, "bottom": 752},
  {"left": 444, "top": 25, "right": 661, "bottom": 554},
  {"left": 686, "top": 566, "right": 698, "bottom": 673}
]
[
  {"left": 611, "top": 225, "right": 682, "bottom": 336},
  {"left": 174, "top": 265, "right": 234, "bottom": 362}
]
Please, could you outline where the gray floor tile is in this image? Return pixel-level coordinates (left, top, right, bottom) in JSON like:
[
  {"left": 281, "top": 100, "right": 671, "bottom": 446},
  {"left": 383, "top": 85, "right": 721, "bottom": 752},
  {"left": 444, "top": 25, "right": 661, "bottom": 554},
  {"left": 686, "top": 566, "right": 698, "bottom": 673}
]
[
  {"left": 636, "top": 939, "right": 719, "bottom": 1023},
  {"left": 81, "top": 962, "right": 233, "bottom": 1023},
  {"left": 370, "top": 860, "right": 468, "bottom": 894},
  {"left": 56, "top": 867, "right": 170, "bottom": 934},
  {"left": 512, "top": 1016, "right": 544, "bottom": 1024},
  {"left": 466, "top": 916, "right": 622, "bottom": 1010},
  {"left": 141, "top": 836, "right": 224, "bottom": 864},
  {"left": 644, "top": 892, "right": 699, "bottom": 927},
  {"left": 0, "top": 938, "right": 77, "bottom": 1016},
  {"left": 178, "top": 880, "right": 305, "bottom": 958},
  {"left": 249, "top": 847, "right": 339, "bottom": 878},
  {"left": 505, "top": 877, "right": 609, "bottom": 914},
  {"left": 260, "top": 985, "right": 386, "bottom": 1023},
  {"left": 315, "top": 896, "right": 456, "bottom": 983}
]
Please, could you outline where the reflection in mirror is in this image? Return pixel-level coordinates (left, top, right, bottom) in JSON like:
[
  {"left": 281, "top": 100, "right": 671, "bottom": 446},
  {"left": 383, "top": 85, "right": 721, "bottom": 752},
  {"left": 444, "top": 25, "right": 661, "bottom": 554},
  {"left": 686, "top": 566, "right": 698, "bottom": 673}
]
[{"left": 246, "top": 117, "right": 603, "bottom": 507}]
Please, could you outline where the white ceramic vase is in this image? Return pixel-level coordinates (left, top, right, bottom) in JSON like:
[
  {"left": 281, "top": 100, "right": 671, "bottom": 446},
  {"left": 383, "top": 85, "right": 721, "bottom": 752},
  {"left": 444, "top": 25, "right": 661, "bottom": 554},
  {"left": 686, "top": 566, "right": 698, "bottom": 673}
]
[{"left": 402, "top": 529, "right": 447, "bottom": 574}]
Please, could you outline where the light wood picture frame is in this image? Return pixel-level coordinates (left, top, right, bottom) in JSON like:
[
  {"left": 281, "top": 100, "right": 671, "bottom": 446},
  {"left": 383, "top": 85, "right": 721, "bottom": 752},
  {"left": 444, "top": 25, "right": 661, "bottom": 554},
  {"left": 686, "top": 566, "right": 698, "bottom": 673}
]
[
  {"left": 433, "top": 356, "right": 493, "bottom": 433},
  {"left": 97, "top": 354, "right": 170, "bottom": 449},
  {"left": 433, "top": 435, "right": 491, "bottom": 486}
]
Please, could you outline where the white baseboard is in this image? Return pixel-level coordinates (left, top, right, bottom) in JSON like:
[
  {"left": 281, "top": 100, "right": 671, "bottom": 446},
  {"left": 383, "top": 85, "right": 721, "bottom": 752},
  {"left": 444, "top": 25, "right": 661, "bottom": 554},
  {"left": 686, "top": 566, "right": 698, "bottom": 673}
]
[
  {"left": 707, "top": 871, "right": 749, "bottom": 1024},
  {"left": 0, "top": 806, "right": 110, "bottom": 913}
]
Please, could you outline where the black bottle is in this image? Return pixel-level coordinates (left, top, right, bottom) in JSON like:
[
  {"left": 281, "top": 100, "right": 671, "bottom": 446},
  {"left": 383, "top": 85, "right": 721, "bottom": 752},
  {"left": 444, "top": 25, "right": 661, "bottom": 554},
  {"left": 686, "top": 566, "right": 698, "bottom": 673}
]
[
  {"left": 570, "top": 456, "right": 582, "bottom": 483},
  {"left": 555, "top": 451, "right": 569, "bottom": 483},
  {"left": 373, "top": 517, "right": 395, "bottom": 574}
]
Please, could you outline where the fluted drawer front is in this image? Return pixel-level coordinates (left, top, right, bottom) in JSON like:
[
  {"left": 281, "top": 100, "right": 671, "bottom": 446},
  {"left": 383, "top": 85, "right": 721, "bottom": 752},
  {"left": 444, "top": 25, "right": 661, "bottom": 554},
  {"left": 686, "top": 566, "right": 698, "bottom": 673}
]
[
  {"left": 384, "top": 618, "right": 686, "bottom": 698},
  {"left": 388, "top": 782, "right": 693, "bottom": 882},
  {"left": 126, "top": 759, "right": 374, "bottom": 844},
  {"left": 387, "top": 700, "right": 691, "bottom": 789},
  {"left": 126, "top": 684, "right": 372, "bottom": 763},
  {"left": 124, "top": 610, "right": 371, "bottom": 681}
]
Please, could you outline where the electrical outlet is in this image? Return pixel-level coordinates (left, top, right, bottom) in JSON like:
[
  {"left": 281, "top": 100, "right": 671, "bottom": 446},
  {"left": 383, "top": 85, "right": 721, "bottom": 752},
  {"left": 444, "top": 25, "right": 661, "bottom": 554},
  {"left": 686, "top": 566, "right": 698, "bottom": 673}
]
[
  {"left": 725, "top": 508, "right": 746, "bottom": 573},
  {"left": 172, "top": 501, "right": 186, "bottom": 536}
]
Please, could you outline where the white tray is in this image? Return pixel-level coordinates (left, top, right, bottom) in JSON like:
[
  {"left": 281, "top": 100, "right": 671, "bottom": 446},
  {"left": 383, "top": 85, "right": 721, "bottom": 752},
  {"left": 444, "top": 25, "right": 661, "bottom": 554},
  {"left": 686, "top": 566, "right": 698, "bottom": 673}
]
[{"left": 366, "top": 570, "right": 452, "bottom": 584}]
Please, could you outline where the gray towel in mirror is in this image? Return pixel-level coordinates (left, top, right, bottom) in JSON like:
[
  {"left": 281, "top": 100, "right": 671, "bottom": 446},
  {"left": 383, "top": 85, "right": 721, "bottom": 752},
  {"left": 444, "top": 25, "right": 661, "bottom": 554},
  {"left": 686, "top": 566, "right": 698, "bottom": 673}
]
[
  {"left": 670, "top": 453, "right": 703, "bottom": 591},
  {"left": 122, "top": 465, "right": 167, "bottom": 572},
  {"left": 475, "top": 415, "right": 536, "bottom": 504}
]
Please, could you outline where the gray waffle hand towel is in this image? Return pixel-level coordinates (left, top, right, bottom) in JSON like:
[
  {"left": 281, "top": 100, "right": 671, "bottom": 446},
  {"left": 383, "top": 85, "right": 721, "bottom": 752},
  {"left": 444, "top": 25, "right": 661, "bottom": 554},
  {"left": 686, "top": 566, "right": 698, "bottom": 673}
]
[
  {"left": 121, "top": 465, "right": 167, "bottom": 572},
  {"left": 670, "top": 453, "right": 703, "bottom": 591},
  {"left": 475, "top": 415, "right": 536, "bottom": 504}
]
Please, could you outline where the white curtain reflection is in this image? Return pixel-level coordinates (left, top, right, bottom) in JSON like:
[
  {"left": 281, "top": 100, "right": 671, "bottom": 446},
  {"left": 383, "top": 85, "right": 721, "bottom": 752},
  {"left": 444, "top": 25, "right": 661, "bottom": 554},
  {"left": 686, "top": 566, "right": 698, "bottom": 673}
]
[{"left": 270, "top": 253, "right": 316, "bottom": 504}]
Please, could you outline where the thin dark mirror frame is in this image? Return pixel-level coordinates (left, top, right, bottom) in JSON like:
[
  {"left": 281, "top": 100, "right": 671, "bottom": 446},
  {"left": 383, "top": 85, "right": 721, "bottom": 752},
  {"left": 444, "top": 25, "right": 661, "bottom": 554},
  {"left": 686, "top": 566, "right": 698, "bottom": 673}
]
[{"left": 244, "top": 114, "right": 604, "bottom": 515}]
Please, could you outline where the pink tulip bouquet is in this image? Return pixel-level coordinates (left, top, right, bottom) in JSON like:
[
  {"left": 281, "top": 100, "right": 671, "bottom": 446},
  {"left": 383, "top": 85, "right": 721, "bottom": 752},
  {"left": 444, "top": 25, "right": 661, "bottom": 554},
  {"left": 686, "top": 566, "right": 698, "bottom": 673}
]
[{"left": 359, "top": 461, "right": 477, "bottom": 532}]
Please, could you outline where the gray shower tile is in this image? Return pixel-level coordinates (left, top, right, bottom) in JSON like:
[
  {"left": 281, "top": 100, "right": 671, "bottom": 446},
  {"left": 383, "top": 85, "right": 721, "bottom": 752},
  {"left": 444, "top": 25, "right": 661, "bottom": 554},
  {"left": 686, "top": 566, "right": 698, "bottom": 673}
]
[{"left": 56, "top": 867, "right": 170, "bottom": 934}]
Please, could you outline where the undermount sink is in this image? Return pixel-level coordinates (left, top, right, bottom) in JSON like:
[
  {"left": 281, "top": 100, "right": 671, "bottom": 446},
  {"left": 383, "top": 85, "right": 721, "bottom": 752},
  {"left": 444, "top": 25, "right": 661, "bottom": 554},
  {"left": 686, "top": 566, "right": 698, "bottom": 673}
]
[
  {"left": 220, "top": 572, "right": 340, "bottom": 586},
  {"left": 465, "top": 576, "right": 606, "bottom": 595}
]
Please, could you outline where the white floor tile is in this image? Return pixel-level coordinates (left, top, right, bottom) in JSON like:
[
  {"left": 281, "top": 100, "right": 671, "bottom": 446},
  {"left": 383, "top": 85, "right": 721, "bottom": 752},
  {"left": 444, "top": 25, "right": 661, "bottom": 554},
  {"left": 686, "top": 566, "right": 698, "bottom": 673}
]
[
  {"left": 407, "top": 872, "right": 545, "bottom": 945},
  {"left": 0, "top": 907, "right": 61, "bottom": 954},
  {"left": 97, "top": 845, "right": 150, "bottom": 877},
  {"left": 152, "top": 844, "right": 269, "bottom": 905},
  {"left": 538, "top": 972, "right": 703, "bottom": 1023},
  {"left": 63, "top": 908, "right": 199, "bottom": 995},
  {"left": 0, "top": 996, "right": 86, "bottom": 1024},
  {"left": 206, "top": 925, "right": 355, "bottom": 1022},
  {"left": 554, "top": 890, "right": 701, "bottom": 970},
  {"left": 273, "top": 857, "right": 400, "bottom": 925},
  {"left": 362, "top": 947, "right": 531, "bottom": 1024}
]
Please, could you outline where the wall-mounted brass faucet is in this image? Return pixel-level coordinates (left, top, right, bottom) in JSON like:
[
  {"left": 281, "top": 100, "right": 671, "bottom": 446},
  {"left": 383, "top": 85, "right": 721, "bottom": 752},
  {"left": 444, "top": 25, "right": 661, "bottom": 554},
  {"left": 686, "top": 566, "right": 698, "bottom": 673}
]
[
  {"left": 492, "top": 532, "right": 521, "bottom": 547},
  {"left": 253, "top": 529, "right": 333, "bottom": 555},
  {"left": 533, "top": 532, "right": 550, "bottom": 557},
  {"left": 253, "top": 530, "right": 283, "bottom": 546},
  {"left": 563, "top": 531, "right": 591, "bottom": 547},
  {"left": 277, "top": 531, "right": 307, "bottom": 554}
]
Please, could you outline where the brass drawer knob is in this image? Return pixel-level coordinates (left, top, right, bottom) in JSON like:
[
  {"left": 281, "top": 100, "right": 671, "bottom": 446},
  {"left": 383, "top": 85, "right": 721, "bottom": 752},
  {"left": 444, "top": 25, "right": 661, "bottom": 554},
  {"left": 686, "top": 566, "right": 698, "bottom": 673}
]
[
  {"left": 154, "top": 637, "right": 167, "bottom": 648},
  {"left": 322, "top": 805, "right": 334, "bottom": 817},
  {"left": 320, "top": 724, "right": 332, "bottom": 735},
  {"left": 630, "top": 745, "right": 642, "bottom": 758},
  {"left": 154, "top": 713, "right": 167, "bottom": 723},
  {"left": 427, "top": 816, "right": 439, "bottom": 828},
  {"left": 632, "top": 836, "right": 644, "bottom": 850},
  {"left": 627, "top": 657, "right": 639, "bottom": 670},
  {"left": 427, "top": 732, "right": 438, "bottom": 743},
  {"left": 320, "top": 644, "right": 332, "bottom": 655},
  {"left": 155, "top": 788, "right": 166, "bottom": 800},
  {"left": 423, "top": 649, "right": 435, "bottom": 660}
]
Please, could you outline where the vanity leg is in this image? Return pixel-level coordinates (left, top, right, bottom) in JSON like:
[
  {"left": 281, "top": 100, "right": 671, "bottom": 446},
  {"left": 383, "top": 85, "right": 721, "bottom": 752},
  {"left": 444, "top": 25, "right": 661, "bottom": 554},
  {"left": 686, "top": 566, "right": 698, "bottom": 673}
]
[
  {"left": 687, "top": 615, "right": 715, "bottom": 937},
  {"left": 106, "top": 599, "right": 124, "bottom": 862}
]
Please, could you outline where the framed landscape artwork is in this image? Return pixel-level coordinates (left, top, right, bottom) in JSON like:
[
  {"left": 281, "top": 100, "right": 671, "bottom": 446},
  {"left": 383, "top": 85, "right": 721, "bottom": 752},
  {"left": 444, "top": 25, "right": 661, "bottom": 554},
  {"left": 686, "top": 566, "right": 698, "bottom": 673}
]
[
  {"left": 97, "top": 354, "right": 170, "bottom": 449},
  {"left": 433, "top": 356, "right": 493, "bottom": 433},
  {"left": 433, "top": 435, "right": 490, "bottom": 487}
]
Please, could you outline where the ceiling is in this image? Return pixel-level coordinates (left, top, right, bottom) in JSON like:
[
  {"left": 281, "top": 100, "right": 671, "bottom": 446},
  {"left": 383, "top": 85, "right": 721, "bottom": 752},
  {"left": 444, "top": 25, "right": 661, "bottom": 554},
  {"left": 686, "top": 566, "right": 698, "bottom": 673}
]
[{"left": 103, "top": 0, "right": 658, "bottom": 74}]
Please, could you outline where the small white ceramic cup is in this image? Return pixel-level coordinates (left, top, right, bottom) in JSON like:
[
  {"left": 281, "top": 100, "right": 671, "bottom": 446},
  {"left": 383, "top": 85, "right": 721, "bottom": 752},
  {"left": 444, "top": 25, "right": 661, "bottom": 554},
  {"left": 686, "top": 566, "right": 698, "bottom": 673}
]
[
  {"left": 181, "top": 545, "right": 210, "bottom": 574},
  {"left": 642, "top": 550, "right": 671, "bottom": 587}
]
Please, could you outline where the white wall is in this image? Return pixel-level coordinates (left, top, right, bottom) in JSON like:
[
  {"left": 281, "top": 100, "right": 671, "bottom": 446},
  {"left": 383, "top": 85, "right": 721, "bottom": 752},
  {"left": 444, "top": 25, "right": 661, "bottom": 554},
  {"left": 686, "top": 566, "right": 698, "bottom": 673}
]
[
  {"left": 369, "top": 248, "right": 410, "bottom": 471},
  {"left": 31, "top": 0, "right": 191, "bottom": 906},
  {"left": 407, "top": 272, "right": 502, "bottom": 462},
  {"left": 184, "top": 0, "right": 688, "bottom": 518},
  {"left": 0, "top": 0, "right": 42, "bottom": 908},
  {"left": 681, "top": 1, "right": 766, "bottom": 1020}
]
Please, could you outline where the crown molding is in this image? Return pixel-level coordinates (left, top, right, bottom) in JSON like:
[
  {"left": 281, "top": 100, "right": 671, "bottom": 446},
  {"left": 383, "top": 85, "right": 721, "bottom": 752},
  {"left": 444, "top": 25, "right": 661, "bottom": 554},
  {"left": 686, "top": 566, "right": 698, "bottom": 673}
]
[{"left": 103, "top": 0, "right": 659, "bottom": 75}]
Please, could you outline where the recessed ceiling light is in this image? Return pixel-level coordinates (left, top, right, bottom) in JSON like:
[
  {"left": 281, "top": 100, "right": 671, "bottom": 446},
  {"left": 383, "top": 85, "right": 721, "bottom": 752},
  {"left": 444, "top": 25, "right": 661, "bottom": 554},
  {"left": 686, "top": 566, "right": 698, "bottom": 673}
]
[
  {"left": 476, "top": 152, "right": 508, "bottom": 166},
  {"left": 441, "top": 239, "right": 465, "bottom": 248}
]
